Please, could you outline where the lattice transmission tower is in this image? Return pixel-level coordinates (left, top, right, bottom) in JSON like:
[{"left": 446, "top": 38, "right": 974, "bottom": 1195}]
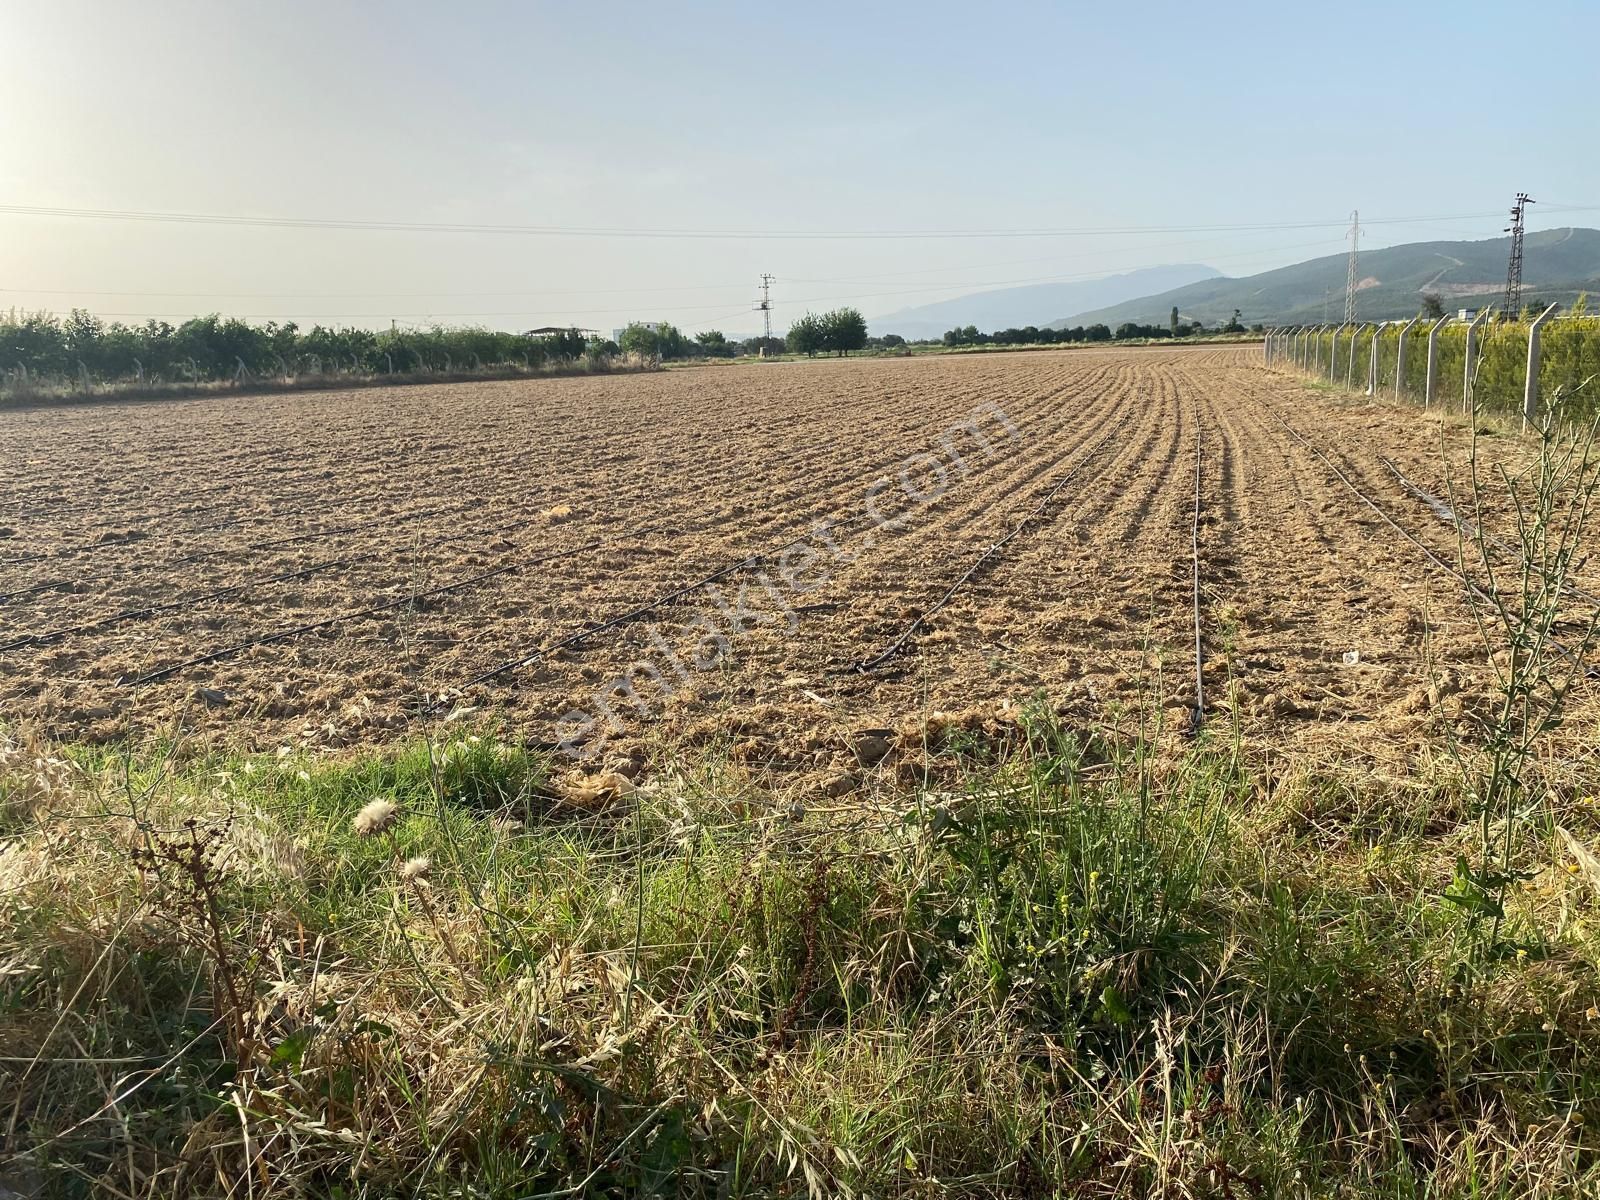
[
  {"left": 1503, "top": 192, "right": 1534, "bottom": 317},
  {"left": 1344, "top": 210, "right": 1360, "bottom": 323},
  {"left": 756, "top": 273, "right": 776, "bottom": 343}
]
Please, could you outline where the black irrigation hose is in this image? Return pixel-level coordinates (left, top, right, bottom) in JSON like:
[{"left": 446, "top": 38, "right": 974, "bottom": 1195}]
[
  {"left": 1264, "top": 405, "right": 1600, "bottom": 683},
  {"left": 0, "top": 578, "right": 70, "bottom": 605},
  {"left": 848, "top": 410, "right": 1127, "bottom": 674},
  {"left": 1190, "top": 425, "right": 1206, "bottom": 731},
  {"left": 425, "top": 392, "right": 1105, "bottom": 704},
  {"left": 431, "top": 524, "right": 848, "bottom": 708},
  {"left": 6, "top": 501, "right": 599, "bottom": 651},
  {"left": 0, "top": 548, "right": 384, "bottom": 653},
  {"left": 6, "top": 498, "right": 476, "bottom": 582},
  {"left": 123, "top": 541, "right": 599, "bottom": 688},
  {"left": 1377, "top": 455, "right": 1600, "bottom": 611}
]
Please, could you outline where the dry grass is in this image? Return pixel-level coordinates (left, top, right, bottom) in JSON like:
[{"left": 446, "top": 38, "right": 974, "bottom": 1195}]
[{"left": 5, "top": 708, "right": 1600, "bottom": 1197}]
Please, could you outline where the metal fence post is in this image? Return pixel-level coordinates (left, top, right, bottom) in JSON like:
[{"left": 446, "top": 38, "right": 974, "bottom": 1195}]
[
  {"left": 1462, "top": 308, "right": 1491, "bottom": 414},
  {"left": 1523, "top": 302, "right": 1562, "bottom": 429},
  {"left": 1346, "top": 324, "right": 1361, "bottom": 390},
  {"left": 1393, "top": 314, "right": 1421, "bottom": 401},
  {"left": 1264, "top": 327, "right": 1275, "bottom": 365},
  {"left": 1423, "top": 315, "right": 1450, "bottom": 408},
  {"left": 1328, "top": 323, "right": 1344, "bottom": 380}
]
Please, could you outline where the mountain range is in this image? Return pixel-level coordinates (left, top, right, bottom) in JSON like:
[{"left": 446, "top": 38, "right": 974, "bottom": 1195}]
[
  {"left": 865, "top": 229, "right": 1600, "bottom": 339},
  {"left": 1056, "top": 228, "right": 1600, "bottom": 329},
  {"left": 869, "top": 264, "right": 1221, "bottom": 340}
]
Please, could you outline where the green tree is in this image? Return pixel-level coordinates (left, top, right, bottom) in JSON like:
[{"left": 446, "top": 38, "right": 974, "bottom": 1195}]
[
  {"left": 695, "top": 330, "right": 734, "bottom": 357},
  {"left": 1170, "top": 306, "right": 1179, "bottom": 338},
  {"left": 619, "top": 322, "right": 662, "bottom": 361},
  {"left": 1422, "top": 293, "right": 1446, "bottom": 319},
  {"left": 820, "top": 307, "right": 868, "bottom": 356},
  {"left": 786, "top": 313, "right": 825, "bottom": 357},
  {"left": 655, "top": 323, "right": 686, "bottom": 359},
  {"left": 536, "top": 327, "right": 588, "bottom": 361}
]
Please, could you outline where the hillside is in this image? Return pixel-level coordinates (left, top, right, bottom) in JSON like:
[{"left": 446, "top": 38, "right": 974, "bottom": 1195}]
[
  {"left": 1055, "top": 227, "right": 1600, "bottom": 328},
  {"left": 870, "top": 263, "right": 1220, "bottom": 340}
]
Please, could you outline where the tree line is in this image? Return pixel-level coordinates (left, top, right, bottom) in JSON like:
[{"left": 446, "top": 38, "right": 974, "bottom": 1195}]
[
  {"left": 0, "top": 309, "right": 609, "bottom": 383},
  {"left": 939, "top": 306, "right": 1247, "bottom": 349}
]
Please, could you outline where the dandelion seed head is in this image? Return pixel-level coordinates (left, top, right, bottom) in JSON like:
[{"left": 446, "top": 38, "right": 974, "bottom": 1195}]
[
  {"left": 352, "top": 797, "right": 399, "bottom": 837},
  {"left": 399, "top": 855, "right": 431, "bottom": 882}
]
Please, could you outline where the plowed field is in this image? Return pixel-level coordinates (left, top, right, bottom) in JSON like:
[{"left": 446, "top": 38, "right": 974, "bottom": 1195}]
[{"left": 3, "top": 345, "right": 1583, "bottom": 765}]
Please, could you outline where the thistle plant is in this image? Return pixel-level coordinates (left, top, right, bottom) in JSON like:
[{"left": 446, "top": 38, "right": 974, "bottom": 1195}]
[{"left": 1445, "top": 394, "right": 1600, "bottom": 959}]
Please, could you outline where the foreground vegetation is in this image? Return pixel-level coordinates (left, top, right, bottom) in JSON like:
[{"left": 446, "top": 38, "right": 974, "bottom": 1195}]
[{"left": 5, "top": 699, "right": 1600, "bottom": 1198}]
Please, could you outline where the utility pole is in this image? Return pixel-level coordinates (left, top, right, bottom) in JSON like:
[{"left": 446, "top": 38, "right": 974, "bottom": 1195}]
[
  {"left": 1344, "top": 210, "right": 1360, "bottom": 323},
  {"left": 756, "top": 273, "right": 776, "bottom": 344},
  {"left": 1503, "top": 192, "right": 1534, "bottom": 317}
]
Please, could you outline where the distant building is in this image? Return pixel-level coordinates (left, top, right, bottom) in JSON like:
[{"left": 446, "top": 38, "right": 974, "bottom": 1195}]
[
  {"left": 613, "top": 321, "right": 662, "bottom": 342},
  {"left": 524, "top": 326, "right": 600, "bottom": 339}
]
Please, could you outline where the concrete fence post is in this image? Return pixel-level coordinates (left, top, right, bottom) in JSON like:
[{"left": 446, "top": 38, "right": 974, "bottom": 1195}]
[
  {"left": 1523, "top": 302, "right": 1562, "bottom": 429},
  {"left": 1263, "top": 327, "right": 1274, "bottom": 364},
  {"left": 1366, "top": 322, "right": 1384, "bottom": 395},
  {"left": 1393, "top": 314, "right": 1421, "bottom": 401},
  {"left": 1423, "top": 315, "right": 1450, "bottom": 408},
  {"left": 1462, "top": 308, "right": 1491, "bottom": 414},
  {"left": 1347, "top": 323, "right": 1365, "bottom": 391}
]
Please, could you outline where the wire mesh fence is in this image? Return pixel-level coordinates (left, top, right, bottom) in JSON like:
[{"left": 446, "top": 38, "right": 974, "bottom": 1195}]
[{"left": 1267, "top": 308, "right": 1600, "bottom": 422}]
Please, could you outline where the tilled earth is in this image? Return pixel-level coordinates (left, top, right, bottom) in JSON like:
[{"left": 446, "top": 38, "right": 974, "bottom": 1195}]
[{"left": 2, "top": 345, "right": 1586, "bottom": 773}]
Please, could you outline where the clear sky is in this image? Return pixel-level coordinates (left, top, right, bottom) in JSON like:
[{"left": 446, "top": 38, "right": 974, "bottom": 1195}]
[{"left": 2, "top": 0, "right": 1596, "bottom": 337}]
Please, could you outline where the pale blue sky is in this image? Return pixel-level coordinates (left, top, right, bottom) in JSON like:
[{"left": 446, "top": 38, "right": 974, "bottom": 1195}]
[{"left": 2, "top": 0, "right": 1595, "bottom": 335}]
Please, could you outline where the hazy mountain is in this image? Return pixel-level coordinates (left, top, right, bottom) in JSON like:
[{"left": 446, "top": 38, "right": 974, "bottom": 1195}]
[
  {"left": 870, "top": 264, "right": 1221, "bottom": 340},
  {"left": 1056, "top": 228, "right": 1600, "bottom": 329}
]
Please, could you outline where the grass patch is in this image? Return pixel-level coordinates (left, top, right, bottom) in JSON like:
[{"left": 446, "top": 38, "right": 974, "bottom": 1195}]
[{"left": 4, "top": 720, "right": 1600, "bottom": 1197}]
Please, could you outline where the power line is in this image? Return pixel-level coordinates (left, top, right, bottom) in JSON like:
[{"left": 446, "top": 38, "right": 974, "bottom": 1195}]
[
  {"left": 3, "top": 201, "right": 1588, "bottom": 241},
  {"left": 0, "top": 233, "right": 1342, "bottom": 311},
  {"left": 2, "top": 236, "right": 1353, "bottom": 325}
]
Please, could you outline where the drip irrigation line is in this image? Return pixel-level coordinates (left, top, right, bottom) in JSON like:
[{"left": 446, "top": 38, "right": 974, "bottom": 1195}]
[
  {"left": 1377, "top": 455, "right": 1600, "bottom": 610},
  {"left": 847, "top": 410, "right": 1127, "bottom": 674},
  {"left": 431, "top": 525, "right": 846, "bottom": 708},
  {"left": 1196, "top": 428, "right": 1203, "bottom": 739},
  {"left": 0, "top": 579, "right": 70, "bottom": 605},
  {"left": 1190, "top": 426, "right": 1206, "bottom": 731},
  {"left": 10, "top": 499, "right": 476, "bottom": 594},
  {"left": 0, "top": 548, "right": 384, "bottom": 653},
  {"left": 123, "top": 542, "right": 599, "bottom": 688},
  {"left": 8, "top": 499, "right": 607, "bottom": 651},
  {"left": 1264, "top": 405, "right": 1600, "bottom": 683},
  {"left": 427, "top": 389, "right": 1114, "bottom": 704}
]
